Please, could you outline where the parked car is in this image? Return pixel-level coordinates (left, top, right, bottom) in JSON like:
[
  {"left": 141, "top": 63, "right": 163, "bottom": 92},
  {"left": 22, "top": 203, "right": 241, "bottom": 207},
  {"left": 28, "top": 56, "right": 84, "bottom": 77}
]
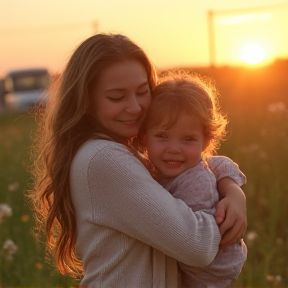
[
  {"left": 3, "top": 68, "right": 49, "bottom": 111},
  {"left": 0, "top": 79, "right": 5, "bottom": 112}
]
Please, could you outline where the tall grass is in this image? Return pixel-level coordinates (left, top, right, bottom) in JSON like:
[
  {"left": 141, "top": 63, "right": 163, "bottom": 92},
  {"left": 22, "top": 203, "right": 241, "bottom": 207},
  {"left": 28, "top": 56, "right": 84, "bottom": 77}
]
[
  {"left": 0, "top": 63, "right": 288, "bottom": 287},
  {"left": 220, "top": 106, "right": 288, "bottom": 288},
  {"left": 0, "top": 112, "right": 79, "bottom": 287},
  {"left": 213, "top": 64, "right": 288, "bottom": 288}
]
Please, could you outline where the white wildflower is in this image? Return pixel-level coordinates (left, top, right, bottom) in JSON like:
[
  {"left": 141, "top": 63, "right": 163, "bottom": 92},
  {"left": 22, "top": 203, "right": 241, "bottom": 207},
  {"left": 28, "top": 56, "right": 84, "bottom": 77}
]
[
  {"left": 266, "top": 274, "right": 283, "bottom": 285},
  {"left": 274, "top": 275, "right": 282, "bottom": 284},
  {"left": 245, "top": 230, "right": 258, "bottom": 246},
  {"left": 3, "top": 239, "right": 18, "bottom": 254},
  {"left": 0, "top": 203, "right": 12, "bottom": 222},
  {"left": 240, "top": 144, "right": 259, "bottom": 154},
  {"left": 8, "top": 182, "right": 19, "bottom": 192}
]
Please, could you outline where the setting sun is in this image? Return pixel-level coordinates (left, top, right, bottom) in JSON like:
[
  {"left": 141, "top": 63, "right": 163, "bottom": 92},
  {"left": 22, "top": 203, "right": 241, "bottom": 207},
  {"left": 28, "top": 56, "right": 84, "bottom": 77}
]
[{"left": 240, "top": 44, "right": 266, "bottom": 65}]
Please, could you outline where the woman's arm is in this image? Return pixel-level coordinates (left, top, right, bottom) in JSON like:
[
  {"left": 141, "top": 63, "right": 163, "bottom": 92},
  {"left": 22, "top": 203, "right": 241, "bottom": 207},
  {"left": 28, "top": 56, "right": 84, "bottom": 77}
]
[
  {"left": 76, "top": 141, "right": 221, "bottom": 267},
  {"left": 208, "top": 156, "right": 247, "bottom": 248}
]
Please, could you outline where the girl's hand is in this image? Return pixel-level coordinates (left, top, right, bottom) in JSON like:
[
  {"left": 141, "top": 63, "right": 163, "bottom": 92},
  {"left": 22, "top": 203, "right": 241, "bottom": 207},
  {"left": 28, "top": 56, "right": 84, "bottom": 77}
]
[{"left": 215, "top": 177, "right": 247, "bottom": 248}]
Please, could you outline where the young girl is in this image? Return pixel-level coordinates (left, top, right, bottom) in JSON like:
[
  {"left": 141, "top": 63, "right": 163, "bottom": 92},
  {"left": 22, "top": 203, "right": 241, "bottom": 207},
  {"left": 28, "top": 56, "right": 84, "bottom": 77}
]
[{"left": 143, "top": 72, "right": 247, "bottom": 288}]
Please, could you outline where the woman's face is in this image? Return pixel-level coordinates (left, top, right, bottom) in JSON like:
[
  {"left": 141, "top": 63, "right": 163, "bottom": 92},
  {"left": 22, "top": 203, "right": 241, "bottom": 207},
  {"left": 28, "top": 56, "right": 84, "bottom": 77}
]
[{"left": 90, "top": 60, "right": 151, "bottom": 144}]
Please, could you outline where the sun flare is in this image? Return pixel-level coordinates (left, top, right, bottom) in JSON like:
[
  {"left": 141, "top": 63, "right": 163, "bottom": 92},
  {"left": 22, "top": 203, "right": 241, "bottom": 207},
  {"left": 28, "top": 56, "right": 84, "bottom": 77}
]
[{"left": 240, "top": 44, "right": 266, "bottom": 65}]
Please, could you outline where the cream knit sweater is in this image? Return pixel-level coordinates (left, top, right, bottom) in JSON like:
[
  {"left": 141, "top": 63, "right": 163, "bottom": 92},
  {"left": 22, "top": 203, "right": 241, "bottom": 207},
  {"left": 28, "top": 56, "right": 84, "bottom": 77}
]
[{"left": 70, "top": 139, "right": 242, "bottom": 288}]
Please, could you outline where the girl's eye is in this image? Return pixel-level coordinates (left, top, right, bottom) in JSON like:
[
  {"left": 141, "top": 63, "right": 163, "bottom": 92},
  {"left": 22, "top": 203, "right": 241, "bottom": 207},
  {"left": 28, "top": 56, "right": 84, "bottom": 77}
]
[
  {"left": 155, "top": 133, "right": 167, "bottom": 138},
  {"left": 184, "top": 137, "right": 194, "bottom": 141}
]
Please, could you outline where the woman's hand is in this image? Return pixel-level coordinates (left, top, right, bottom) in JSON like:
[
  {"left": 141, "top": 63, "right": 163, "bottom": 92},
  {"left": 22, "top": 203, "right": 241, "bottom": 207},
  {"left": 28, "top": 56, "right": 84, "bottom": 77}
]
[{"left": 215, "top": 177, "right": 247, "bottom": 248}]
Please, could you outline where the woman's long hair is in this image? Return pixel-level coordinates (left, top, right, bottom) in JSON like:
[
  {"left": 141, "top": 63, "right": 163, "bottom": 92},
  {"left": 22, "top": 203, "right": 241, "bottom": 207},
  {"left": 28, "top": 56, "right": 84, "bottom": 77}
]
[{"left": 28, "top": 33, "right": 157, "bottom": 277}]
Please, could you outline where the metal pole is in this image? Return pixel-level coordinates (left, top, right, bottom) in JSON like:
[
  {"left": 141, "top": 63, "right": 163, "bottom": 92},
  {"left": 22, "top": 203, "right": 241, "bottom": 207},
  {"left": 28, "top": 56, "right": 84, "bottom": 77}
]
[
  {"left": 92, "top": 21, "right": 99, "bottom": 34},
  {"left": 207, "top": 10, "right": 215, "bottom": 67},
  {"left": 206, "top": 3, "right": 288, "bottom": 68}
]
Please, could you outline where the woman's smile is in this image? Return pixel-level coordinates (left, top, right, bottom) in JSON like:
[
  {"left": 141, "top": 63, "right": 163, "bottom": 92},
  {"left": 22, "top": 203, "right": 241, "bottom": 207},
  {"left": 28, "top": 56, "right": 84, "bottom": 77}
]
[
  {"left": 118, "top": 117, "right": 141, "bottom": 125},
  {"left": 90, "top": 60, "right": 151, "bottom": 142}
]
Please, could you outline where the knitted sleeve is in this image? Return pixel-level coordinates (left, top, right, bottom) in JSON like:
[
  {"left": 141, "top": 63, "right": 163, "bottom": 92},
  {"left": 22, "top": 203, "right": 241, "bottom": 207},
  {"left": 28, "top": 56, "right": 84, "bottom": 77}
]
[
  {"left": 81, "top": 140, "right": 221, "bottom": 267},
  {"left": 208, "top": 156, "right": 247, "bottom": 187}
]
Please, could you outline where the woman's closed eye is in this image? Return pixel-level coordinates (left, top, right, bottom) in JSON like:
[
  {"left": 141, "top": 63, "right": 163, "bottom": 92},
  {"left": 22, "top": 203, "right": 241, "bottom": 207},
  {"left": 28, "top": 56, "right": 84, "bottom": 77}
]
[
  {"left": 107, "top": 95, "right": 124, "bottom": 101},
  {"left": 137, "top": 89, "right": 149, "bottom": 96},
  {"left": 136, "top": 85, "right": 150, "bottom": 96}
]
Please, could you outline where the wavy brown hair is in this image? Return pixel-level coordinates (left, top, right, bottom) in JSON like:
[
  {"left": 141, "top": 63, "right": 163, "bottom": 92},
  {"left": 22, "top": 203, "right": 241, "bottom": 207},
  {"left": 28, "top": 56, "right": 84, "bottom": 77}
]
[
  {"left": 28, "top": 33, "right": 157, "bottom": 277},
  {"left": 142, "top": 71, "right": 228, "bottom": 159}
]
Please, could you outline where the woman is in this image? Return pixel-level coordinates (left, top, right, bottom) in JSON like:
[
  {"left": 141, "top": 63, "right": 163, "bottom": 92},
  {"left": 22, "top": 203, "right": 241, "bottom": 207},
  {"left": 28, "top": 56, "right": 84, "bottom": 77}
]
[{"left": 29, "top": 33, "right": 247, "bottom": 287}]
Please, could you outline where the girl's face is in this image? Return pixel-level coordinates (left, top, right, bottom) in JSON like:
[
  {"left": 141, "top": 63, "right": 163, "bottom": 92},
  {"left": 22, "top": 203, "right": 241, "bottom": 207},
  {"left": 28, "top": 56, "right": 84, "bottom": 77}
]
[
  {"left": 90, "top": 60, "right": 151, "bottom": 144},
  {"left": 145, "top": 114, "right": 207, "bottom": 178}
]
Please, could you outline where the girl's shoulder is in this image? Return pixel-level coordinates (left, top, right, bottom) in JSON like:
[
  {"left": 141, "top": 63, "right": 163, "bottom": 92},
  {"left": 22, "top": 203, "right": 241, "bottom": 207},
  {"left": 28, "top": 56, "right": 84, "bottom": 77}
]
[{"left": 163, "top": 160, "right": 214, "bottom": 191}]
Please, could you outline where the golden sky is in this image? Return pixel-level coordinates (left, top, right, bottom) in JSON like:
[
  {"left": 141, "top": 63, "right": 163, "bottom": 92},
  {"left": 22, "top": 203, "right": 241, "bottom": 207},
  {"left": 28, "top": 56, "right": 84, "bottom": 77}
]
[{"left": 0, "top": 0, "right": 288, "bottom": 76}]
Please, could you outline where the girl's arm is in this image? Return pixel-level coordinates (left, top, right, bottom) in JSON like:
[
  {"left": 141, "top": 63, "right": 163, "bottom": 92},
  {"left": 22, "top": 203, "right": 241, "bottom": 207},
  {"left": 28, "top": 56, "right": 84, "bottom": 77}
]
[
  {"left": 208, "top": 156, "right": 247, "bottom": 248},
  {"left": 216, "top": 178, "right": 247, "bottom": 248}
]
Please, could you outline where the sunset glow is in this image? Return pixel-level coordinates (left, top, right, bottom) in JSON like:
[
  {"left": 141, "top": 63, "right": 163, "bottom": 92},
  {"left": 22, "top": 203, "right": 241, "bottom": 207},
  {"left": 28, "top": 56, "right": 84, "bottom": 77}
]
[
  {"left": 1, "top": 0, "right": 288, "bottom": 74},
  {"left": 240, "top": 44, "right": 266, "bottom": 65}
]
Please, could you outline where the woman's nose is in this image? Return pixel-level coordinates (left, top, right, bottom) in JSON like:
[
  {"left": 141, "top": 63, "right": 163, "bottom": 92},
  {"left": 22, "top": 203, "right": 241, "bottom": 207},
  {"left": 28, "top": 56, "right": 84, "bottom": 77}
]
[{"left": 125, "top": 96, "right": 141, "bottom": 113}]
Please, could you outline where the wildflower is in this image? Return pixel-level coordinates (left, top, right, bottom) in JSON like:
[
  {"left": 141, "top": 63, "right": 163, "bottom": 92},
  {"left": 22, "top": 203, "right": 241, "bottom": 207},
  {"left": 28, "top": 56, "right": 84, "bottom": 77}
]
[
  {"left": 267, "top": 101, "right": 286, "bottom": 113},
  {"left": 260, "top": 128, "right": 268, "bottom": 137},
  {"left": 240, "top": 143, "right": 259, "bottom": 154},
  {"left": 258, "top": 151, "right": 268, "bottom": 160},
  {"left": 274, "top": 275, "right": 282, "bottom": 285},
  {"left": 8, "top": 182, "right": 19, "bottom": 192},
  {"left": 245, "top": 230, "right": 258, "bottom": 246},
  {"left": 21, "top": 160, "right": 28, "bottom": 168},
  {"left": 3, "top": 239, "right": 18, "bottom": 254},
  {"left": 21, "top": 214, "right": 30, "bottom": 222},
  {"left": 0, "top": 203, "right": 12, "bottom": 222},
  {"left": 275, "top": 237, "right": 284, "bottom": 245},
  {"left": 266, "top": 274, "right": 274, "bottom": 282},
  {"left": 35, "top": 262, "right": 43, "bottom": 269},
  {"left": 3, "top": 239, "right": 18, "bottom": 261},
  {"left": 266, "top": 274, "right": 282, "bottom": 286}
]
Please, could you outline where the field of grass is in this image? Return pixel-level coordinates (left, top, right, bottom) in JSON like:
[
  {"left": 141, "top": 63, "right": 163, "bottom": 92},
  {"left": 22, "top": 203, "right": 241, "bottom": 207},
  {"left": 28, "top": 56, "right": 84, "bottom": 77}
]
[
  {"left": 0, "top": 62, "right": 288, "bottom": 287},
  {"left": 0, "top": 113, "right": 79, "bottom": 287}
]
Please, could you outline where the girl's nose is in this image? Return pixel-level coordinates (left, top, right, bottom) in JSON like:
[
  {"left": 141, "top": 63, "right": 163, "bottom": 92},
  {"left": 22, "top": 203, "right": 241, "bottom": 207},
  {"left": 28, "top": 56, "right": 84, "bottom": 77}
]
[
  {"left": 167, "top": 141, "right": 181, "bottom": 153},
  {"left": 125, "top": 95, "right": 141, "bottom": 114}
]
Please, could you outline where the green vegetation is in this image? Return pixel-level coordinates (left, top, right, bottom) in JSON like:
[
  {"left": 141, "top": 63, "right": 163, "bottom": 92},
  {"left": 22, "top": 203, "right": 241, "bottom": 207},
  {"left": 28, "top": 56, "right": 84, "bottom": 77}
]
[
  {"left": 1, "top": 63, "right": 288, "bottom": 287},
  {"left": 0, "top": 112, "right": 79, "bottom": 287}
]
